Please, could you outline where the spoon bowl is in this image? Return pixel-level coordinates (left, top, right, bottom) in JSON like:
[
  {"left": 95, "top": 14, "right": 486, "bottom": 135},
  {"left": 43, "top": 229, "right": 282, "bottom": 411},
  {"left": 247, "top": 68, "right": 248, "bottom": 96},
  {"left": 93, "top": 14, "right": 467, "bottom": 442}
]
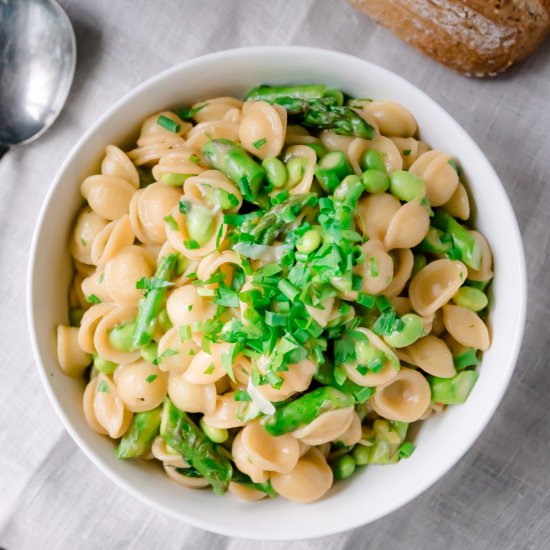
[{"left": 0, "top": 0, "right": 76, "bottom": 158}]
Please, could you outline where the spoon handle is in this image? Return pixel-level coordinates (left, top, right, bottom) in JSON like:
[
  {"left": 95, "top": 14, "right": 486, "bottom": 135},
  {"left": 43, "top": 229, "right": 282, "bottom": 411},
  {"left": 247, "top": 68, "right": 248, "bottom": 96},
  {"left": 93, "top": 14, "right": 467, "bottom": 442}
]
[{"left": 0, "top": 145, "right": 8, "bottom": 160}]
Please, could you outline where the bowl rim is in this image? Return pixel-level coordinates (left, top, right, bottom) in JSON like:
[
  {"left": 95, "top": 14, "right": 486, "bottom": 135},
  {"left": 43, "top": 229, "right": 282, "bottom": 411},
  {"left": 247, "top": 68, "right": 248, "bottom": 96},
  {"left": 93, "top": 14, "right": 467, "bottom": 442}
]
[{"left": 26, "top": 45, "right": 527, "bottom": 540}]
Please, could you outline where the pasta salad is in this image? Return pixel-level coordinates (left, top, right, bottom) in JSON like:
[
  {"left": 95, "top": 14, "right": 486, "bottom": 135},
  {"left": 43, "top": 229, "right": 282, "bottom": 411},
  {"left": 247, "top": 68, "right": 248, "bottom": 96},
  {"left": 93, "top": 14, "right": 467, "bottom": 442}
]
[{"left": 57, "top": 84, "right": 493, "bottom": 502}]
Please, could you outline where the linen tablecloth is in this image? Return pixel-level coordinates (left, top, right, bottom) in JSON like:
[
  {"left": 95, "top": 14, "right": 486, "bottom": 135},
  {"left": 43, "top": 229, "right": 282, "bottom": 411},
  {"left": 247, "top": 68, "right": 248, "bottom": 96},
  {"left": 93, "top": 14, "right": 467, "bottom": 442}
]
[{"left": 1, "top": 1, "right": 549, "bottom": 548}]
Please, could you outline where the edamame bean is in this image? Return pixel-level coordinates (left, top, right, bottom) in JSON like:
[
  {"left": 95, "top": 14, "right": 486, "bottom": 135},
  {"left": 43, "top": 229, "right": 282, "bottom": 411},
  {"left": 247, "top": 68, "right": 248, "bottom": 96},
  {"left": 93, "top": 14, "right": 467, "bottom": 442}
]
[
  {"left": 361, "top": 169, "right": 390, "bottom": 193},
  {"left": 186, "top": 204, "right": 214, "bottom": 245},
  {"left": 384, "top": 313, "right": 425, "bottom": 348},
  {"left": 157, "top": 309, "right": 173, "bottom": 332},
  {"left": 452, "top": 286, "right": 488, "bottom": 312},
  {"left": 109, "top": 320, "right": 138, "bottom": 352},
  {"left": 93, "top": 353, "right": 117, "bottom": 374},
  {"left": 352, "top": 444, "right": 370, "bottom": 466},
  {"left": 360, "top": 149, "right": 386, "bottom": 172},
  {"left": 199, "top": 418, "right": 229, "bottom": 443},
  {"left": 161, "top": 173, "right": 188, "bottom": 186},
  {"left": 261, "top": 157, "right": 288, "bottom": 188},
  {"left": 356, "top": 341, "right": 386, "bottom": 370},
  {"left": 331, "top": 454, "right": 356, "bottom": 480},
  {"left": 296, "top": 227, "right": 322, "bottom": 254},
  {"left": 389, "top": 170, "right": 426, "bottom": 202},
  {"left": 286, "top": 157, "right": 307, "bottom": 188},
  {"left": 201, "top": 184, "right": 237, "bottom": 210},
  {"left": 141, "top": 342, "right": 158, "bottom": 363}
]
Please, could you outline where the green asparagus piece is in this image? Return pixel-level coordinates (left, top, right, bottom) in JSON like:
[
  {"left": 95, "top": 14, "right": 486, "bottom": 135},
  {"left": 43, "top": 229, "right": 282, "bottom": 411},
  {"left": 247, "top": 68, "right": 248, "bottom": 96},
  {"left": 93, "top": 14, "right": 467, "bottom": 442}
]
[
  {"left": 432, "top": 210, "right": 482, "bottom": 270},
  {"left": 133, "top": 253, "right": 178, "bottom": 348},
  {"left": 245, "top": 84, "right": 327, "bottom": 102},
  {"left": 244, "top": 85, "right": 375, "bottom": 138},
  {"left": 430, "top": 370, "right": 479, "bottom": 405},
  {"left": 231, "top": 469, "right": 278, "bottom": 497},
  {"left": 262, "top": 386, "right": 354, "bottom": 436},
  {"left": 416, "top": 227, "right": 453, "bottom": 255},
  {"left": 315, "top": 151, "right": 354, "bottom": 193},
  {"left": 366, "top": 419, "right": 409, "bottom": 464},
  {"left": 334, "top": 175, "right": 365, "bottom": 209},
  {"left": 453, "top": 348, "right": 480, "bottom": 370},
  {"left": 117, "top": 407, "right": 162, "bottom": 459},
  {"left": 201, "top": 139, "right": 266, "bottom": 205},
  {"left": 240, "top": 193, "right": 317, "bottom": 245},
  {"left": 161, "top": 398, "right": 232, "bottom": 495}
]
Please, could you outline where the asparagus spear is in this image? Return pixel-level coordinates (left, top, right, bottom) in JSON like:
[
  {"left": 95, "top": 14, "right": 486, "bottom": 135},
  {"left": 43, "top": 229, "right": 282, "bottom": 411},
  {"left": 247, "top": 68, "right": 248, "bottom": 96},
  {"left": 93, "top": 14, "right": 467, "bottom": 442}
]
[
  {"left": 245, "top": 84, "right": 327, "bottom": 102},
  {"left": 429, "top": 370, "right": 479, "bottom": 405},
  {"left": 161, "top": 398, "right": 232, "bottom": 495},
  {"left": 116, "top": 407, "right": 162, "bottom": 459},
  {"left": 201, "top": 139, "right": 267, "bottom": 206},
  {"left": 239, "top": 193, "right": 317, "bottom": 245},
  {"left": 244, "top": 85, "right": 375, "bottom": 139},
  {"left": 432, "top": 210, "right": 482, "bottom": 270},
  {"left": 133, "top": 253, "right": 178, "bottom": 348},
  {"left": 262, "top": 386, "right": 354, "bottom": 436}
]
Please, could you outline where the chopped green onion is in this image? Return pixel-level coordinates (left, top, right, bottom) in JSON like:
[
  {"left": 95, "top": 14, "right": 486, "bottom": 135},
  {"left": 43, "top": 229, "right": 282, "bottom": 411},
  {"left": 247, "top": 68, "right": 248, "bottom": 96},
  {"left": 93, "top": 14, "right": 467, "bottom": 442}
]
[{"left": 157, "top": 114, "right": 181, "bottom": 133}]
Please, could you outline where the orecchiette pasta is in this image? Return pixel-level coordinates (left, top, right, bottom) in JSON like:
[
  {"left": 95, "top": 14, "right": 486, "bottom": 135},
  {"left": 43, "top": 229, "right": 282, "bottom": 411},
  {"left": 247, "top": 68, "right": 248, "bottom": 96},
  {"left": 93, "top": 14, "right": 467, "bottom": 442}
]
[{"left": 59, "top": 83, "right": 493, "bottom": 502}]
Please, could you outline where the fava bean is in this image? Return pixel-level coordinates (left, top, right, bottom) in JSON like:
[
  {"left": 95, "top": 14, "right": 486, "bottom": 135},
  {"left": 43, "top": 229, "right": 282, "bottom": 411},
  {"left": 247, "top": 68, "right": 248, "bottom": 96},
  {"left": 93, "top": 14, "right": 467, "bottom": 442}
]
[
  {"left": 361, "top": 169, "right": 389, "bottom": 193},
  {"left": 452, "top": 286, "right": 488, "bottom": 312}
]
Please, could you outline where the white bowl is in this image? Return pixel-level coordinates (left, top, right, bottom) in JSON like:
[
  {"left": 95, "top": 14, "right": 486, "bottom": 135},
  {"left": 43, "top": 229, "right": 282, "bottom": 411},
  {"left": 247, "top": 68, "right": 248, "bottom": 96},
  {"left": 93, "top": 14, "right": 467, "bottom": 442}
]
[{"left": 27, "top": 46, "right": 527, "bottom": 540}]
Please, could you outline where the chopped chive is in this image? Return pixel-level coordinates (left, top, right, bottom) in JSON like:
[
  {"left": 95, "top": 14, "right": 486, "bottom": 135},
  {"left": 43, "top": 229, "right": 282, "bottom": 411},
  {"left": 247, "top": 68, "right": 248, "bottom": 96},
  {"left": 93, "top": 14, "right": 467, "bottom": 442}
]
[
  {"left": 179, "top": 325, "right": 191, "bottom": 341},
  {"left": 398, "top": 441, "right": 415, "bottom": 458},
  {"left": 97, "top": 380, "right": 110, "bottom": 392},
  {"left": 163, "top": 214, "right": 179, "bottom": 231},
  {"left": 184, "top": 239, "right": 200, "bottom": 250},
  {"left": 369, "top": 257, "right": 379, "bottom": 277},
  {"left": 234, "top": 390, "right": 252, "bottom": 402},
  {"left": 278, "top": 280, "right": 300, "bottom": 302},
  {"left": 152, "top": 348, "right": 178, "bottom": 365},
  {"left": 403, "top": 149, "right": 411, "bottom": 156},
  {"left": 157, "top": 114, "right": 181, "bottom": 133},
  {"left": 252, "top": 137, "right": 267, "bottom": 150},
  {"left": 375, "top": 295, "right": 392, "bottom": 311},
  {"left": 177, "top": 103, "right": 208, "bottom": 120},
  {"left": 145, "top": 374, "right": 158, "bottom": 384},
  {"left": 80, "top": 238, "right": 87, "bottom": 247},
  {"left": 357, "top": 292, "right": 376, "bottom": 308},
  {"left": 189, "top": 154, "right": 201, "bottom": 164},
  {"left": 86, "top": 294, "right": 101, "bottom": 304}
]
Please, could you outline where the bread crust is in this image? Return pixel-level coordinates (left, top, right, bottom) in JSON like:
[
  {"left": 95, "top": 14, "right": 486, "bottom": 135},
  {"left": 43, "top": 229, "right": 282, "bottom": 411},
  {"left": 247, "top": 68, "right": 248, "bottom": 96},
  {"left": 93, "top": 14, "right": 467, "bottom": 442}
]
[{"left": 351, "top": 0, "right": 550, "bottom": 77}]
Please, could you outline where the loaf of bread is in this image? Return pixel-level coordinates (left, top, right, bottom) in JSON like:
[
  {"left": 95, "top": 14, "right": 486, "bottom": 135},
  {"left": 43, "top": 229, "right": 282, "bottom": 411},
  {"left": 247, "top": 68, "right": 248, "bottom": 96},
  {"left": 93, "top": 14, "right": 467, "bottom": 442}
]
[{"left": 350, "top": 0, "right": 550, "bottom": 77}]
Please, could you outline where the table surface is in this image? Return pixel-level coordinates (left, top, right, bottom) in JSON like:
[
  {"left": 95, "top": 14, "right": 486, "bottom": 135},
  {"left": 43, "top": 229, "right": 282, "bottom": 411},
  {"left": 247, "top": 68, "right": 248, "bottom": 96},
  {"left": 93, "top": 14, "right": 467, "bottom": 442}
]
[{"left": 1, "top": 1, "right": 549, "bottom": 548}]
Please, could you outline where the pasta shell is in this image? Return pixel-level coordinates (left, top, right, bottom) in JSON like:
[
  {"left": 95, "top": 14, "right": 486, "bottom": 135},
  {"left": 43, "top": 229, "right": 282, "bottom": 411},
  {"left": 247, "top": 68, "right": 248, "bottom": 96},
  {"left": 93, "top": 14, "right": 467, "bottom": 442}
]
[
  {"left": 291, "top": 406, "right": 354, "bottom": 446},
  {"left": 240, "top": 421, "right": 300, "bottom": 474},
  {"left": 355, "top": 239, "right": 394, "bottom": 295},
  {"left": 164, "top": 464, "right": 210, "bottom": 489},
  {"left": 137, "top": 182, "right": 182, "bottom": 243},
  {"left": 78, "top": 303, "right": 117, "bottom": 354},
  {"left": 82, "top": 377, "right": 107, "bottom": 435},
  {"left": 101, "top": 145, "right": 139, "bottom": 189},
  {"left": 185, "top": 120, "right": 239, "bottom": 152},
  {"left": 152, "top": 149, "right": 204, "bottom": 182},
  {"left": 270, "top": 447, "right": 333, "bottom": 503},
  {"left": 467, "top": 230, "right": 494, "bottom": 282},
  {"left": 384, "top": 199, "right": 430, "bottom": 250},
  {"left": 202, "top": 392, "right": 247, "bottom": 429},
  {"left": 409, "top": 259, "right": 467, "bottom": 318},
  {"left": 356, "top": 193, "right": 401, "bottom": 241},
  {"left": 167, "top": 374, "right": 216, "bottom": 414},
  {"left": 81, "top": 175, "right": 135, "bottom": 221},
  {"left": 232, "top": 429, "right": 269, "bottom": 484},
  {"left": 70, "top": 207, "right": 109, "bottom": 265},
  {"left": 91, "top": 214, "right": 135, "bottom": 267},
  {"left": 319, "top": 130, "right": 354, "bottom": 152},
  {"left": 390, "top": 137, "right": 431, "bottom": 169},
  {"left": 371, "top": 367, "right": 431, "bottom": 423},
  {"left": 104, "top": 245, "right": 155, "bottom": 306},
  {"left": 228, "top": 482, "right": 267, "bottom": 501},
  {"left": 343, "top": 328, "right": 400, "bottom": 387},
  {"left": 362, "top": 101, "right": 417, "bottom": 137},
  {"left": 192, "top": 97, "right": 243, "bottom": 123},
  {"left": 384, "top": 249, "right": 414, "bottom": 298},
  {"left": 166, "top": 284, "right": 216, "bottom": 328},
  {"left": 409, "top": 150, "right": 458, "bottom": 206},
  {"left": 151, "top": 436, "right": 189, "bottom": 467},
  {"left": 57, "top": 325, "right": 91, "bottom": 378},
  {"left": 184, "top": 170, "right": 242, "bottom": 213},
  {"left": 442, "top": 182, "right": 470, "bottom": 220},
  {"left": 239, "top": 100, "right": 287, "bottom": 160},
  {"left": 335, "top": 412, "right": 363, "bottom": 446},
  {"left": 284, "top": 145, "right": 316, "bottom": 195},
  {"left": 92, "top": 373, "right": 133, "bottom": 438},
  {"left": 156, "top": 327, "right": 200, "bottom": 374},
  {"left": 114, "top": 360, "right": 168, "bottom": 412},
  {"left": 442, "top": 304, "right": 490, "bottom": 351},
  {"left": 404, "top": 335, "right": 456, "bottom": 378}
]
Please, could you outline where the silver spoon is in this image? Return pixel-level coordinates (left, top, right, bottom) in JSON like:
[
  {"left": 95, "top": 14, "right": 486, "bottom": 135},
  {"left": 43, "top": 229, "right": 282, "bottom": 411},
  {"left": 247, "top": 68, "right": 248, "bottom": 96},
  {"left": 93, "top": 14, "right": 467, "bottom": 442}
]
[{"left": 0, "top": 0, "right": 76, "bottom": 159}]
